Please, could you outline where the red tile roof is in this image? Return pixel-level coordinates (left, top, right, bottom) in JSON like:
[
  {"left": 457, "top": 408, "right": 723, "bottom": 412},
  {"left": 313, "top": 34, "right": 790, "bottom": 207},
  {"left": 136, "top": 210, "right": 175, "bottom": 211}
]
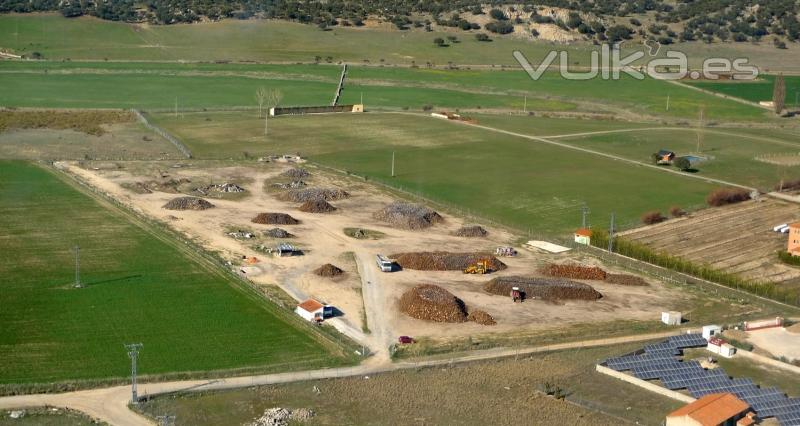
[
  {"left": 667, "top": 393, "right": 750, "bottom": 426},
  {"left": 575, "top": 228, "right": 593, "bottom": 237},
  {"left": 297, "top": 299, "right": 324, "bottom": 313}
]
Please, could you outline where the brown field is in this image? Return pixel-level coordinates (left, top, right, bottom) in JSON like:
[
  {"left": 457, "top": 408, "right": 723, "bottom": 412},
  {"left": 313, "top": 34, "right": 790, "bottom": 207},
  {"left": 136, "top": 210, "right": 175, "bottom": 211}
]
[
  {"left": 137, "top": 343, "right": 683, "bottom": 426},
  {"left": 619, "top": 198, "right": 800, "bottom": 286}
]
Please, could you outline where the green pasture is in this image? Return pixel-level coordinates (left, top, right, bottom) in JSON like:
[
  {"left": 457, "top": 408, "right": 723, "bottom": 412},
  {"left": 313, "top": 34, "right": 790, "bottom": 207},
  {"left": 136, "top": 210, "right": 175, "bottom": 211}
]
[
  {"left": 555, "top": 127, "right": 800, "bottom": 190},
  {"left": 689, "top": 75, "right": 800, "bottom": 105},
  {"left": 0, "top": 13, "right": 594, "bottom": 66},
  {"left": 0, "top": 161, "right": 350, "bottom": 385},
  {"left": 152, "top": 111, "right": 717, "bottom": 233}
]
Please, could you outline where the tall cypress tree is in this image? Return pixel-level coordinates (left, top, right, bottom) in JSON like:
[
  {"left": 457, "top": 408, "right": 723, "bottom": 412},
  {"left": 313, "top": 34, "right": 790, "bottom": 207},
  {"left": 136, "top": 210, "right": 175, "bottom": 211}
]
[{"left": 773, "top": 74, "right": 786, "bottom": 114}]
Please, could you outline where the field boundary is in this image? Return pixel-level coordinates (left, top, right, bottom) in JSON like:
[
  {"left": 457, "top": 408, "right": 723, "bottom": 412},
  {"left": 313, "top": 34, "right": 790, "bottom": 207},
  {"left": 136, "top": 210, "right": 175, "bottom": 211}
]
[{"left": 132, "top": 109, "right": 192, "bottom": 158}]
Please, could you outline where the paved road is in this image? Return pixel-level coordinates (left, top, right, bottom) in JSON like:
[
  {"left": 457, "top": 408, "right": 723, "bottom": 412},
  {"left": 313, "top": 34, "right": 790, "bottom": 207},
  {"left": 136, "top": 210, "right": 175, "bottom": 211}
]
[{"left": 0, "top": 329, "right": 691, "bottom": 425}]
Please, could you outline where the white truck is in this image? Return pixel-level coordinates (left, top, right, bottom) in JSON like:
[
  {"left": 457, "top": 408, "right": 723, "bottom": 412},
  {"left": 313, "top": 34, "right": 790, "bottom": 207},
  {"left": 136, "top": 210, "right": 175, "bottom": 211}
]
[{"left": 376, "top": 254, "right": 394, "bottom": 272}]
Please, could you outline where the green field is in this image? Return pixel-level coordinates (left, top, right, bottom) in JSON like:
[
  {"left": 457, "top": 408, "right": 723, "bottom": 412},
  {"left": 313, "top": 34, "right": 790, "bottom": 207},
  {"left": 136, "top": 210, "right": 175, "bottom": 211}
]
[
  {"left": 554, "top": 127, "right": 800, "bottom": 190},
  {"left": 0, "top": 161, "right": 351, "bottom": 386},
  {"left": 0, "top": 59, "right": 769, "bottom": 120},
  {"left": 0, "top": 13, "right": 594, "bottom": 66},
  {"left": 690, "top": 75, "right": 800, "bottom": 106},
  {"left": 152, "top": 111, "right": 717, "bottom": 234}
]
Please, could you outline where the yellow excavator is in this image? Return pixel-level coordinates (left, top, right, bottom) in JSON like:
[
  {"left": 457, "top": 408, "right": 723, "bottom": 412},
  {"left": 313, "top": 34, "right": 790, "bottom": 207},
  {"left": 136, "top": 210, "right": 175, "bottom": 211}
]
[{"left": 464, "top": 260, "right": 489, "bottom": 274}]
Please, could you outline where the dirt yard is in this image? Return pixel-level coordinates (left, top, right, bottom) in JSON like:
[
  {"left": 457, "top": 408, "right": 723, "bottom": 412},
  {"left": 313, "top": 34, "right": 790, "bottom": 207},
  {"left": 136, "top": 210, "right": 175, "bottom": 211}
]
[
  {"left": 619, "top": 198, "right": 800, "bottom": 286},
  {"left": 60, "top": 160, "right": 689, "bottom": 355},
  {"left": 746, "top": 327, "right": 800, "bottom": 361}
]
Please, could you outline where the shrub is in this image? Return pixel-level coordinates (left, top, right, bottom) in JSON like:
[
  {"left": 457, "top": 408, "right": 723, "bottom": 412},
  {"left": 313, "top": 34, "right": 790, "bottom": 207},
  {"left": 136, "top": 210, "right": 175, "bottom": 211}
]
[
  {"left": 778, "top": 250, "right": 800, "bottom": 266},
  {"left": 669, "top": 206, "right": 686, "bottom": 218},
  {"left": 674, "top": 156, "right": 692, "bottom": 171},
  {"left": 475, "top": 33, "right": 491, "bottom": 42},
  {"left": 775, "top": 178, "right": 800, "bottom": 191},
  {"left": 641, "top": 211, "right": 667, "bottom": 225},
  {"left": 706, "top": 188, "right": 751, "bottom": 207},
  {"left": 489, "top": 8, "right": 507, "bottom": 20},
  {"left": 422, "top": 104, "right": 433, "bottom": 111}
]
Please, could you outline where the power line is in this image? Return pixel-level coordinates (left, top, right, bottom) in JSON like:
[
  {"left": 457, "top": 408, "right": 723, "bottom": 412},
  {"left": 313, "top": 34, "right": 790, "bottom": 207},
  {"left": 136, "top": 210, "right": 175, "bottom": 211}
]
[
  {"left": 73, "top": 245, "right": 83, "bottom": 288},
  {"left": 125, "top": 343, "right": 144, "bottom": 404},
  {"left": 608, "top": 212, "right": 616, "bottom": 253}
]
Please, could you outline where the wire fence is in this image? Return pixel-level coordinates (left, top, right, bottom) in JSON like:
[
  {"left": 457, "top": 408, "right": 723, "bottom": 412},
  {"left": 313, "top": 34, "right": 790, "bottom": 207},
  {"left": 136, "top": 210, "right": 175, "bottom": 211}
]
[{"left": 131, "top": 109, "right": 193, "bottom": 159}]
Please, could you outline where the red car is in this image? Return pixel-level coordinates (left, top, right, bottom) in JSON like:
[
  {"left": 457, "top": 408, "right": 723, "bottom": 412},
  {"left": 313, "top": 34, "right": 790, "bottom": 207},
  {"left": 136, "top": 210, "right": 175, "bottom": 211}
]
[{"left": 398, "top": 336, "right": 415, "bottom": 344}]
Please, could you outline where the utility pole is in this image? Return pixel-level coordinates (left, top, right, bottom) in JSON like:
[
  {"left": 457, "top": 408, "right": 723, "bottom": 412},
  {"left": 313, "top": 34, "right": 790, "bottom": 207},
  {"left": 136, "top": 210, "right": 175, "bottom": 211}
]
[
  {"left": 73, "top": 245, "right": 82, "bottom": 288},
  {"left": 360, "top": 92, "right": 363, "bottom": 105},
  {"left": 666, "top": 94, "right": 670, "bottom": 111},
  {"left": 174, "top": 97, "right": 178, "bottom": 118},
  {"left": 581, "top": 205, "right": 589, "bottom": 228},
  {"left": 391, "top": 151, "right": 395, "bottom": 177},
  {"left": 125, "top": 343, "right": 143, "bottom": 404},
  {"left": 608, "top": 212, "right": 615, "bottom": 253},
  {"left": 523, "top": 95, "right": 527, "bottom": 113},
  {"left": 795, "top": 91, "right": 799, "bottom": 110},
  {"left": 696, "top": 107, "right": 705, "bottom": 153}
]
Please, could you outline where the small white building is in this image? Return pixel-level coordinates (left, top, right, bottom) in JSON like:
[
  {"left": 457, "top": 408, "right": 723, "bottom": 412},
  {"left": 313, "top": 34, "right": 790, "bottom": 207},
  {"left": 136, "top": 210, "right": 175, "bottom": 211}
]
[
  {"left": 574, "top": 228, "right": 592, "bottom": 245},
  {"left": 702, "top": 325, "right": 722, "bottom": 340},
  {"left": 295, "top": 299, "right": 332, "bottom": 322},
  {"left": 662, "top": 311, "right": 682, "bottom": 325},
  {"left": 707, "top": 337, "right": 736, "bottom": 358}
]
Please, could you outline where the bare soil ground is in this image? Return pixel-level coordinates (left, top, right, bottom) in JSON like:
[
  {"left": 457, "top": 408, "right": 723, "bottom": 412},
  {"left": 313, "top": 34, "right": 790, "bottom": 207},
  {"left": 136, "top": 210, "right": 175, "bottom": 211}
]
[
  {"left": 746, "top": 327, "right": 800, "bottom": 361},
  {"left": 61, "top": 160, "right": 688, "bottom": 347},
  {"left": 619, "top": 198, "right": 800, "bottom": 286}
]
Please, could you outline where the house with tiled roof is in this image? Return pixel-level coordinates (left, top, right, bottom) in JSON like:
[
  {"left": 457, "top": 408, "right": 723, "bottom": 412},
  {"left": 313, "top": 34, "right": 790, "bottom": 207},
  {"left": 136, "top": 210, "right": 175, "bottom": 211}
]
[{"left": 666, "top": 393, "right": 756, "bottom": 426}]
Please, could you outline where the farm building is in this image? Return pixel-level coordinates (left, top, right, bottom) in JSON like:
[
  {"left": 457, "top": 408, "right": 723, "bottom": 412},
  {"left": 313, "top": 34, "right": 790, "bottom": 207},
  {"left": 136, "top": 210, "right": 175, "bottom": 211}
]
[
  {"left": 657, "top": 149, "right": 676, "bottom": 164},
  {"left": 661, "top": 311, "right": 682, "bottom": 325},
  {"left": 787, "top": 223, "right": 800, "bottom": 256},
  {"left": 706, "top": 337, "right": 736, "bottom": 358},
  {"left": 574, "top": 228, "right": 592, "bottom": 245},
  {"left": 702, "top": 325, "right": 722, "bottom": 340},
  {"left": 665, "top": 393, "right": 754, "bottom": 426},
  {"left": 295, "top": 299, "right": 332, "bottom": 322}
]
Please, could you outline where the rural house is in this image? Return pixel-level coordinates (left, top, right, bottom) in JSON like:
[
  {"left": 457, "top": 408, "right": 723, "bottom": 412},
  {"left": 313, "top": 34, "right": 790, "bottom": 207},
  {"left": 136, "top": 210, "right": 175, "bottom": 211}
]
[
  {"left": 665, "top": 393, "right": 755, "bottom": 426},
  {"left": 787, "top": 223, "right": 800, "bottom": 256},
  {"left": 574, "top": 228, "right": 592, "bottom": 245},
  {"left": 295, "top": 299, "right": 332, "bottom": 322},
  {"left": 657, "top": 149, "right": 676, "bottom": 164}
]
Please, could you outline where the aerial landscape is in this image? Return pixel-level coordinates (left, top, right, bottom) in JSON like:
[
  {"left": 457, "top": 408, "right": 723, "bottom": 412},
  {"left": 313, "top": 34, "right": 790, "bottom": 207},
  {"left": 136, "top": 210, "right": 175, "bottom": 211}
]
[{"left": 1, "top": 1, "right": 800, "bottom": 425}]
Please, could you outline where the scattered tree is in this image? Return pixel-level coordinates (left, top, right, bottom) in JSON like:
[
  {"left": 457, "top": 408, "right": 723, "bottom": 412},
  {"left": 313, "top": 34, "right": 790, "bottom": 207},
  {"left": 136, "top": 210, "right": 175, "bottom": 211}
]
[
  {"left": 669, "top": 206, "right": 686, "bottom": 217},
  {"left": 475, "top": 33, "right": 491, "bottom": 42},
  {"left": 433, "top": 37, "right": 446, "bottom": 47},
  {"left": 263, "top": 89, "right": 283, "bottom": 136},
  {"left": 674, "top": 156, "right": 692, "bottom": 171},
  {"left": 641, "top": 211, "right": 667, "bottom": 225}
]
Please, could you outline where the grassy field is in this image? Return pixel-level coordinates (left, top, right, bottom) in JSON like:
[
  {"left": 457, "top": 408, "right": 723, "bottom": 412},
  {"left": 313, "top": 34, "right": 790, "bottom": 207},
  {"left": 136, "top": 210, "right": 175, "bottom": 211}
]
[
  {"left": 0, "top": 59, "right": 769, "bottom": 120},
  {"left": 0, "top": 161, "right": 352, "bottom": 386},
  {"left": 0, "top": 14, "right": 595, "bottom": 66},
  {"left": 151, "top": 111, "right": 718, "bottom": 234},
  {"left": 138, "top": 343, "right": 682, "bottom": 425},
  {"left": 690, "top": 75, "right": 800, "bottom": 105},
  {"left": 554, "top": 127, "right": 800, "bottom": 190}
]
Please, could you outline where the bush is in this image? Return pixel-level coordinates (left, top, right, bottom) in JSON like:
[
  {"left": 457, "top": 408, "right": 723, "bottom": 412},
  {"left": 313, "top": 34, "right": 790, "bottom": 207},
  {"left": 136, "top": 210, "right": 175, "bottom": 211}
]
[
  {"left": 486, "top": 21, "right": 514, "bottom": 34},
  {"left": 475, "top": 33, "right": 491, "bottom": 42},
  {"left": 422, "top": 104, "right": 433, "bottom": 111},
  {"left": 669, "top": 206, "right": 686, "bottom": 218},
  {"left": 641, "top": 211, "right": 667, "bottom": 225},
  {"left": 674, "top": 156, "right": 691, "bottom": 171},
  {"left": 775, "top": 178, "right": 800, "bottom": 191},
  {"left": 489, "top": 8, "right": 507, "bottom": 20},
  {"left": 778, "top": 250, "right": 800, "bottom": 266},
  {"left": 706, "top": 188, "right": 751, "bottom": 207}
]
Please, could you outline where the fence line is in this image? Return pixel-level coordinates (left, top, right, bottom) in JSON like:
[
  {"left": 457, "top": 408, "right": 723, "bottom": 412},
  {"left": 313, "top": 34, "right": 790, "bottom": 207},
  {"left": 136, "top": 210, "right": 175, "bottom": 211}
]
[
  {"left": 132, "top": 109, "right": 193, "bottom": 159},
  {"left": 332, "top": 64, "right": 348, "bottom": 106}
]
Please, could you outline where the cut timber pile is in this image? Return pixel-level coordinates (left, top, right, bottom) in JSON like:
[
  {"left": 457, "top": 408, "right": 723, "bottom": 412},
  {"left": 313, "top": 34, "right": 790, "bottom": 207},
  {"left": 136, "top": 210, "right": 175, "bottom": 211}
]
[
  {"left": 252, "top": 213, "right": 300, "bottom": 225},
  {"left": 605, "top": 274, "right": 649, "bottom": 286},
  {"left": 128, "top": 178, "right": 191, "bottom": 194},
  {"left": 399, "top": 284, "right": 468, "bottom": 323},
  {"left": 299, "top": 199, "right": 336, "bottom": 213},
  {"left": 314, "top": 263, "right": 344, "bottom": 278},
  {"left": 484, "top": 276, "right": 602, "bottom": 301},
  {"left": 278, "top": 187, "right": 349, "bottom": 202},
  {"left": 272, "top": 181, "right": 306, "bottom": 190},
  {"left": 467, "top": 310, "right": 496, "bottom": 325},
  {"left": 281, "top": 168, "right": 309, "bottom": 179},
  {"left": 453, "top": 225, "right": 488, "bottom": 237},
  {"left": 264, "top": 228, "right": 293, "bottom": 238},
  {"left": 162, "top": 196, "right": 214, "bottom": 211},
  {"left": 390, "top": 252, "right": 507, "bottom": 272},
  {"left": 374, "top": 202, "right": 444, "bottom": 230},
  {"left": 539, "top": 263, "right": 607, "bottom": 280}
]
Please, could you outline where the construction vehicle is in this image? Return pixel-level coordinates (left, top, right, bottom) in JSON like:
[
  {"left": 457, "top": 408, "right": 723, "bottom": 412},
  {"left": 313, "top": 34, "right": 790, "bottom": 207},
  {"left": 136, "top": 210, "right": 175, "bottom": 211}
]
[
  {"left": 464, "top": 260, "right": 489, "bottom": 274},
  {"left": 510, "top": 286, "right": 524, "bottom": 302}
]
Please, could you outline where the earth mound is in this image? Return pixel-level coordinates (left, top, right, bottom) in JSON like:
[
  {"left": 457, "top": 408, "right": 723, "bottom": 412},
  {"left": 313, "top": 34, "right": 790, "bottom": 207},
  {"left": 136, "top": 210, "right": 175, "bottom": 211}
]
[
  {"left": 373, "top": 202, "right": 443, "bottom": 230},
  {"left": 399, "top": 284, "right": 468, "bottom": 323},
  {"left": 252, "top": 213, "right": 300, "bottom": 225},
  {"left": 453, "top": 225, "right": 488, "bottom": 237},
  {"left": 281, "top": 168, "right": 309, "bottom": 179},
  {"left": 264, "top": 228, "right": 293, "bottom": 238},
  {"left": 314, "top": 263, "right": 344, "bottom": 278},
  {"left": 467, "top": 310, "right": 496, "bottom": 325},
  {"left": 484, "top": 276, "right": 602, "bottom": 301},
  {"left": 162, "top": 196, "right": 214, "bottom": 211},
  {"left": 299, "top": 199, "right": 336, "bottom": 213},
  {"left": 605, "top": 274, "right": 649, "bottom": 286},
  {"left": 278, "top": 187, "right": 349, "bottom": 202}
]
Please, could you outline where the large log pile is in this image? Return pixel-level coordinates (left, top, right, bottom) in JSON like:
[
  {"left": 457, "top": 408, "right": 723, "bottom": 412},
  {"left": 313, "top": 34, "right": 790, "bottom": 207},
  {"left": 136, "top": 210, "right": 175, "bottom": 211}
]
[
  {"left": 484, "top": 276, "right": 602, "bottom": 301},
  {"left": 251, "top": 213, "right": 300, "bottom": 225},
  {"left": 277, "top": 187, "right": 349, "bottom": 202},
  {"left": 539, "top": 263, "right": 607, "bottom": 280},
  {"left": 398, "top": 284, "right": 468, "bottom": 323},
  {"left": 390, "top": 252, "right": 507, "bottom": 272},
  {"left": 453, "top": 225, "right": 488, "bottom": 237},
  {"left": 299, "top": 199, "right": 336, "bottom": 213}
]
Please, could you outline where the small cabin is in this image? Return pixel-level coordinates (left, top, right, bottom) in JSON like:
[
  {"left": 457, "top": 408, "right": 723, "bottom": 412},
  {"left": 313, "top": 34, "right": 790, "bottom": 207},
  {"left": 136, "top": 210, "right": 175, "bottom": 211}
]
[
  {"left": 574, "top": 228, "right": 592, "bottom": 245},
  {"left": 295, "top": 299, "right": 333, "bottom": 322},
  {"left": 657, "top": 149, "right": 676, "bottom": 164}
]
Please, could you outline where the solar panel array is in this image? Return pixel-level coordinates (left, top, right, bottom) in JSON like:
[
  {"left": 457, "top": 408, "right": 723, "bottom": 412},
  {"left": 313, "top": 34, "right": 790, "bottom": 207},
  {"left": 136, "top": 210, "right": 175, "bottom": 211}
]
[{"left": 603, "top": 334, "right": 800, "bottom": 425}]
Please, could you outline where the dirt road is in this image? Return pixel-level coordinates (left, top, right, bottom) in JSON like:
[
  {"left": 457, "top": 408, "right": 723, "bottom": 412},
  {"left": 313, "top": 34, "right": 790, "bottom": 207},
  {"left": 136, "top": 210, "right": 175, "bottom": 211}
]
[
  {"left": 0, "top": 329, "right": 692, "bottom": 426},
  {"left": 354, "top": 250, "right": 394, "bottom": 362}
]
